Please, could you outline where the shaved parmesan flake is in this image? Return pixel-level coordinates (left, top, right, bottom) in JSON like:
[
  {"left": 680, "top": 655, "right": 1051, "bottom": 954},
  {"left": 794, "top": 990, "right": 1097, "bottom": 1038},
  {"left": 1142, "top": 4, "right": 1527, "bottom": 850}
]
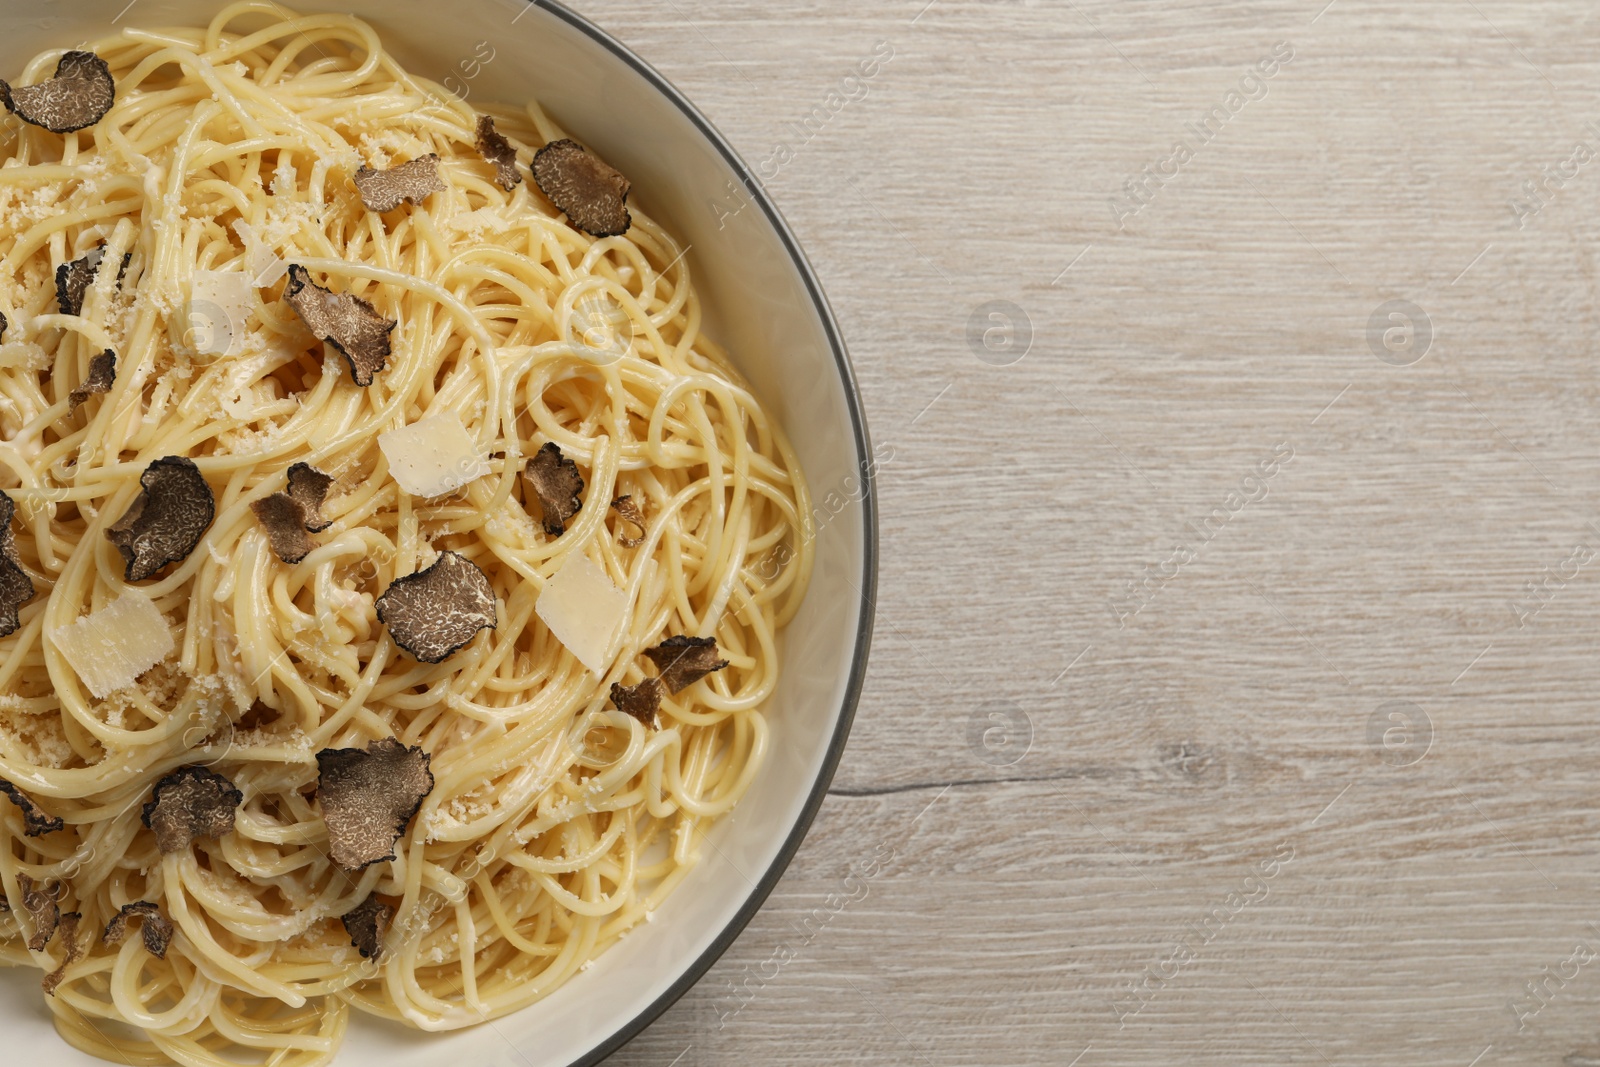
[
  {"left": 536, "top": 553, "right": 626, "bottom": 676},
  {"left": 50, "top": 591, "right": 174, "bottom": 699},
  {"left": 378, "top": 413, "right": 490, "bottom": 498},
  {"left": 230, "top": 220, "right": 289, "bottom": 287},
  {"left": 184, "top": 271, "right": 253, "bottom": 358}
]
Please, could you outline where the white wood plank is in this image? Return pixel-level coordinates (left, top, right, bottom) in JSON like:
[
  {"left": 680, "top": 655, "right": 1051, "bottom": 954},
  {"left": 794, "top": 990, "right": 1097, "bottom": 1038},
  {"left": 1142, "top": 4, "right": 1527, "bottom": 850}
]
[{"left": 566, "top": 0, "right": 1600, "bottom": 1063}]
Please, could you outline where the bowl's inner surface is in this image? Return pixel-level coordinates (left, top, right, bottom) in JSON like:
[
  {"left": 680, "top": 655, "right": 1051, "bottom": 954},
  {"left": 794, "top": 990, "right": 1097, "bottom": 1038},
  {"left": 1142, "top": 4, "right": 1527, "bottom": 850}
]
[{"left": 0, "top": 2, "right": 870, "bottom": 1064}]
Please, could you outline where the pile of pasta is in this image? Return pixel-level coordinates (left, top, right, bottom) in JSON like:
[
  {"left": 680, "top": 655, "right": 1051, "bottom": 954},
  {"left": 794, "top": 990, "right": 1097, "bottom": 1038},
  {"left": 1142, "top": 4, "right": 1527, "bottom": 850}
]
[{"left": 0, "top": 3, "right": 811, "bottom": 1064}]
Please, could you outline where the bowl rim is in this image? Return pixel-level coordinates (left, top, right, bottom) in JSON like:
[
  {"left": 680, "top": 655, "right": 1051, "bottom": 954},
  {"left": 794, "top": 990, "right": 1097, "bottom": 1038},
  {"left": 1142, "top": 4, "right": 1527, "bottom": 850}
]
[{"left": 526, "top": 1, "right": 879, "bottom": 1063}]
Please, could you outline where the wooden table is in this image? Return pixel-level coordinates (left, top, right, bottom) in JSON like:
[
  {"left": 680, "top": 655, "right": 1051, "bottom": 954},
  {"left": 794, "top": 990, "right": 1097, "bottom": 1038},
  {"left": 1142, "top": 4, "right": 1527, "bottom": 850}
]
[{"left": 589, "top": 2, "right": 1600, "bottom": 1063}]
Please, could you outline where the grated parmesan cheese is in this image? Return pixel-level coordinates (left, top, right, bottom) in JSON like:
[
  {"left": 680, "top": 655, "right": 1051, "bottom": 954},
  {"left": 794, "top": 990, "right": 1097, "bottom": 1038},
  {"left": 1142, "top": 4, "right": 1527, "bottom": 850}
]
[{"left": 0, "top": 342, "right": 50, "bottom": 372}]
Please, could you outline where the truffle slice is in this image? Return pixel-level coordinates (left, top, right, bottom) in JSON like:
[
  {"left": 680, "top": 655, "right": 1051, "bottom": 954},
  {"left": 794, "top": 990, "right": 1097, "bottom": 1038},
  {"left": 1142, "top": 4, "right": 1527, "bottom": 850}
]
[
  {"left": 524, "top": 442, "right": 584, "bottom": 536},
  {"left": 41, "top": 911, "right": 82, "bottom": 995},
  {"left": 374, "top": 551, "right": 497, "bottom": 663},
  {"left": 0, "top": 490, "right": 35, "bottom": 638},
  {"left": 1, "top": 51, "right": 115, "bottom": 135},
  {"left": 353, "top": 154, "right": 446, "bottom": 212},
  {"left": 0, "top": 780, "right": 61, "bottom": 836},
  {"left": 315, "top": 738, "right": 434, "bottom": 870},
  {"left": 283, "top": 265, "right": 395, "bottom": 387},
  {"left": 101, "top": 901, "right": 173, "bottom": 959},
  {"left": 610, "top": 495, "right": 646, "bottom": 548},
  {"left": 286, "top": 463, "right": 334, "bottom": 532},
  {"left": 475, "top": 115, "right": 522, "bottom": 191},
  {"left": 1, "top": 491, "right": 30, "bottom": 566},
  {"left": 58, "top": 246, "right": 132, "bottom": 315},
  {"left": 609, "top": 677, "right": 662, "bottom": 726},
  {"left": 56, "top": 245, "right": 107, "bottom": 317},
  {"left": 67, "top": 349, "right": 115, "bottom": 409},
  {"left": 643, "top": 635, "right": 729, "bottom": 694},
  {"left": 106, "top": 456, "right": 215, "bottom": 582},
  {"left": 16, "top": 873, "right": 59, "bottom": 952},
  {"left": 532, "top": 139, "right": 632, "bottom": 238},
  {"left": 341, "top": 895, "right": 394, "bottom": 960},
  {"left": 251, "top": 493, "right": 313, "bottom": 564},
  {"left": 140, "top": 766, "right": 242, "bottom": 853},
  {"left": 0, "top": 311, "right": 8, "bottom": 341}
]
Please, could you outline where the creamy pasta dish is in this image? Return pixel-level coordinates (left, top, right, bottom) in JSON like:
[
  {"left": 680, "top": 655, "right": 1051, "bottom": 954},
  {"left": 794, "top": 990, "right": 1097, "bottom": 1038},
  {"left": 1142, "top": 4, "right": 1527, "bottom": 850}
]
[{"left": 0, "top": 4, "right": 811, "bottom": 1063}]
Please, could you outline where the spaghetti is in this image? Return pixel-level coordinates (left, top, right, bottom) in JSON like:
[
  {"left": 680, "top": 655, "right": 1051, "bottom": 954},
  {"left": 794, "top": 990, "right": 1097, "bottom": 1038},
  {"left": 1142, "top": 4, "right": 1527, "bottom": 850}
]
[{"left": 0, "top": 4, "right": 811, "bottom": 1063}]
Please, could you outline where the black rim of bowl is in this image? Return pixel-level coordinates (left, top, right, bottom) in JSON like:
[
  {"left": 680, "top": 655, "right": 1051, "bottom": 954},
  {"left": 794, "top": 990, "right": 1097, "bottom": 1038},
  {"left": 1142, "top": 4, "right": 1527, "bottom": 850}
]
[{"left": 526, "top": 1, "right": 879, "bottom": 1064}]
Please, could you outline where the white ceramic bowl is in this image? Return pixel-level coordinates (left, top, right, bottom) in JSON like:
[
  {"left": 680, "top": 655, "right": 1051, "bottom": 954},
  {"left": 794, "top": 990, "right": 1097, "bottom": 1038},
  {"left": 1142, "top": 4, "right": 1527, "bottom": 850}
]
[{"left": 0, "top": 2, "right": 876, "bottom": 1063}]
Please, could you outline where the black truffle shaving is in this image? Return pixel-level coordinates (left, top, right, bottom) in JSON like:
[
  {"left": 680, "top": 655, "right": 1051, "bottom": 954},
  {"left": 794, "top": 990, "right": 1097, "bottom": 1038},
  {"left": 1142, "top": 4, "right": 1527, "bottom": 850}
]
[
  {"left": 341, "top": 895, "right": 394, "bottom": 960},
  {"left": 374, "top": 550, "right": 497, "bottom": 663},
  {"left": 609, "top": 677, "right": 662, "bottom": 726},
  {"left": 643, "top": 635, "right": 730, "bottom": 694},
  {"left": 1, "top": 51, "right": 115, "bottom": 134},
  {"left": 532, "top": 138, "right": 632, "bottom": 238},
  {"left": 251, "top": 493, "right": 313, "bottom": 564},
  {"left": 283, "top": 265, "right": 395, "bottom": 387},
  {"left": 286, "top": 462, "right": 334, "bottom": 532},
  {"left": 475, "top": 115, "right": 522, "bottom": 191},
  {"left": 611, "top": 495, "right": 646, "bottom": 548},
  {"left": 315, "top": 738, "right": 434, "bottom": 870},
  {"left": 16, "top": 873, "right": 60, "bottom": 952},
  {"left": 0, "top": 311, "right": 7, "bottom": 341},
  {"left": 57, "top": 246, "right": 132, "bottom": 316},
  {"left": 67, "top": 349, "right": 115, "bottom": 409},
  {"left": 56, "top": 245, "right": 106, "bottom": 317},
  {"left": 0, "top": 490, "right": 35, "bottom": 638},
  {"left": 140, "top": 765, "right": 242, "bottom": 854},
  {"left": 524, "top": 442, "right": 584, "bottom": 536},
  {"left": 41, "top": 911, "right": 82, "bottom": 996},
  {"left": 102, "top": 901, "right": 173, "bottom": 959},
  {"left": 354, "top": 154, "right": 446, "bottom": 212},
  {"left": 106, "top": 456, "right": 216, "bottom": 582},
  {"left": 0, "top": 779, "right": 61, "bottom": 836}
]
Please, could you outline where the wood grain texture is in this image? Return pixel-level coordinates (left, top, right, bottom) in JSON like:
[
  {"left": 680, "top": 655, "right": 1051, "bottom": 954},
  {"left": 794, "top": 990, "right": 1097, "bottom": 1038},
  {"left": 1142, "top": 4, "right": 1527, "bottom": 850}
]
[{"left": 557, "top": 1, "right": 1600, "bottom": 1064}]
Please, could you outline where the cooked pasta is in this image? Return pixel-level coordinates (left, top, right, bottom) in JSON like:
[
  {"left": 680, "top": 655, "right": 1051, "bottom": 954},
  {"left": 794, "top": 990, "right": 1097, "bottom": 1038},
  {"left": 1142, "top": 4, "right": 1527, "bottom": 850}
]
[{"left": 0, "top": 4, "right": 811, "bottom": 1063}]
